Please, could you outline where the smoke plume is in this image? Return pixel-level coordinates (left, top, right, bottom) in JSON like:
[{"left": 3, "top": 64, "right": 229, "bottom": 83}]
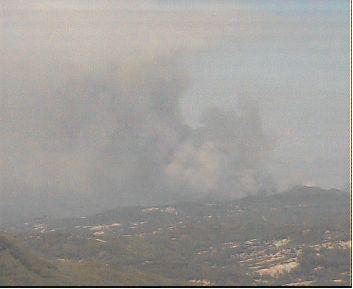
[{"left": 0, "top": 1, "right": 277, "bottom": 219}]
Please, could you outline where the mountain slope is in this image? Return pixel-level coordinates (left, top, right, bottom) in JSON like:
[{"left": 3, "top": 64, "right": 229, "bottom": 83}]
[
  {"left": 0, "top": 235, "right": 58, "bottom": 285},
  {"left": 0, "top": 235, "right": 180, "bottom": 286},
  {"left": 0, "top": 186, "right": 350, "bottom": 286}
]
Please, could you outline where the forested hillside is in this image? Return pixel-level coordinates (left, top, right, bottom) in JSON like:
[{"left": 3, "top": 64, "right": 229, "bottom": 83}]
[{"left": 0, "top": 186, "right": 350, "bottom": 286}]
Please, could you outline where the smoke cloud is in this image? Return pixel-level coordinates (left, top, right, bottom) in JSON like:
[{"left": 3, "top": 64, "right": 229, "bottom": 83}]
[
  {"left": 2, "top": 0, "right": 347, "bottom": 219},
  {"left": 0, "top": 48, "right": 274, "bottom": 218}
]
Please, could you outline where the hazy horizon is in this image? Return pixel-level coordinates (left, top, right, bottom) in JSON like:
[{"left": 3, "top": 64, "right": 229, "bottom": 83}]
[{"left": 0, "top": 0, "right": 350, "bottom": 220}]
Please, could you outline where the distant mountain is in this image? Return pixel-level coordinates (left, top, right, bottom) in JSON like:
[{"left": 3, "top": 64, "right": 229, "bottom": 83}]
[{"left": 282, "top": 185, "right": 347, "bottom": 196}]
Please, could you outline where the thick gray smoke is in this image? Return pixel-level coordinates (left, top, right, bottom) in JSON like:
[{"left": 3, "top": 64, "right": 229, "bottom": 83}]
[
  {"left": 0, "top": 55, "right": 274, "bottom": 218},
  {"left": 166, "top": 99, "right": 275, "bottom": 199},
  {"left": 0, "top": 1, "right": 278, "bottom": 220},
  {"left": 1, "top": 1, "right": 348, "bottom": 222}
]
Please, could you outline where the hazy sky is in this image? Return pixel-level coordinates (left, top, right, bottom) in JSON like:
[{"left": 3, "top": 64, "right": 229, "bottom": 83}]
[{"left": 0, "top": 0, "right": 349, "bottom": 220}]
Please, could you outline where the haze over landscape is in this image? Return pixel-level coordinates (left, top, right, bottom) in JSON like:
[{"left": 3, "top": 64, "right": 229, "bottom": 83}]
[
  {"left": 0, "top": 1, "right": 351, "bottom": 286},
  {"left": 0, "top": 0, "right": 349, "bottom": 221}
]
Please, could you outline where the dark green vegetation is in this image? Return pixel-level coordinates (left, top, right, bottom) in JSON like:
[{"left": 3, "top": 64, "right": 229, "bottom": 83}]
[
  {"left": 0, "top": 186, "right": 351, "bottom": 286},
  {"left": 0, "top": 235, "right": 177, "bottom": 286}
]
